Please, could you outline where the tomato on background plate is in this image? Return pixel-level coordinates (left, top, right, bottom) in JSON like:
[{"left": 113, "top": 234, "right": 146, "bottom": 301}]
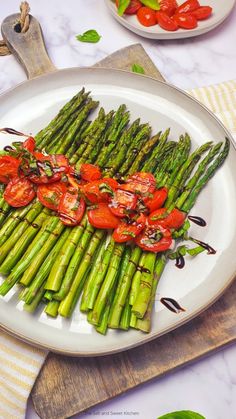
[
  {"left": 173, "top": 13, "right": 198, "bottom": 29},
  {"left": 175, "top": 0, "right": 200, "bottom": 14},
  {"left": 156, "top": 11, "right": 178, "bottom": 30},
  {"left": 160, "top": 0, "right": 178, "bottom": 16},
  {"left": 192, "top": 6, "right": 212, "bottom": 20},
  {"left": 116, "top": 0, "right": 142, "bottom": 14},
  {"left": 4, "top": 177, "right": 35, "bottom": 207},
  {"left": 137, "top": 6, "right": 157, "bottom": 26}
]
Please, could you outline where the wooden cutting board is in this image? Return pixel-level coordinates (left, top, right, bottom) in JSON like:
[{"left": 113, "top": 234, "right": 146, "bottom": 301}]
[{"left": 31, "top": 44, "right": 236, "bottom": 419}]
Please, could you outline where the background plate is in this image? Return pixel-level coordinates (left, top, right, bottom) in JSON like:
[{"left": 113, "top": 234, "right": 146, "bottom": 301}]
[
  {"left": 0, "top": 67, "right": 236, "bottom": 356},
  {"left": 105, "top": 0, "right": 236, "bottom": 40}
]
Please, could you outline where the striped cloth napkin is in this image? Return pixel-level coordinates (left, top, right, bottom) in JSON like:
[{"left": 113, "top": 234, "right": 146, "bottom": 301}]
[{"left": 0, "top": 78, "right": 236, "bottom": 419}]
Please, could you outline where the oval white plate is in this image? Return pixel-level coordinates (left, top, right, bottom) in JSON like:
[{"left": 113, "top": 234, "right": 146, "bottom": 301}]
[
  {"left": 105, "top": 0, "right": 236, "bottom": 40},
  {"left": 0, "top": 68, "right": 236, "bottom": 356}
]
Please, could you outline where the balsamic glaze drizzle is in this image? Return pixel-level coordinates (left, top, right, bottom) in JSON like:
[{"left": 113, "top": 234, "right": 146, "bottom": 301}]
[
  {"left": 192, "top": 238, "right": 216, "bottom": 254},
  {"left": 188, "top": 215, "right": 207, "bottom": 227},
  {"left": 175, "top": 255, "right": 185, "bottom": 269},
  {"left": 160, "top": 297, "right": 186, "bottom": 314},
  {"left": 0, "top": 128, "right": 25, "bottom": 136}
]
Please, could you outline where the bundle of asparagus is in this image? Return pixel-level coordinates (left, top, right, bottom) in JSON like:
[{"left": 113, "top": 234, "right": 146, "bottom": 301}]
[{"left": 0, "top": 88, "right": 230, "bottom": 335}]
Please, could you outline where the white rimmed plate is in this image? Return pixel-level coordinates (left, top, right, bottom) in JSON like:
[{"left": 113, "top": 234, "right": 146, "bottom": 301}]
[
  {"left": 0, "top": 67, "right": 235, "bottom": 356},
  {"left": 105, "top": 0, "right": 236, "bottom": 40}
]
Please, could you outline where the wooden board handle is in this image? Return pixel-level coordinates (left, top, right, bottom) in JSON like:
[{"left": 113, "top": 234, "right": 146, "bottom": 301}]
[{"left": 1, "top": 13, "right": 56, "bottom": 79}]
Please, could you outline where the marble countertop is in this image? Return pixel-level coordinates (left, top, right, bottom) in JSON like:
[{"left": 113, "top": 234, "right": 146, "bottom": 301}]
[{"left": 0, "top": 1, "right": 236, "bottom": 418}]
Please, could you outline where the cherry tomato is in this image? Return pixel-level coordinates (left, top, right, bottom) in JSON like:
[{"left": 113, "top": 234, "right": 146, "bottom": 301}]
[
  {"left": 175, "top": 0, "right": 200, "bottom": 14},
  {"left": 88, "top": 203, "right": 120, "bottom": 229},
  {"left": 23, "top": 137, "right": 36, "bottom": 153},
  {"left": 137, "top": 7, "right": 157, "bottom": 27},
  {"left": 135, "top": 225, "right": 172, "bottom": 252},
  {"left": 116, "top": 0, "right": 142, "bottom": 14},
  {"left": 37, "top": 182, "right": 67, "bottom": 211},
  {"left": 109, "top": 189, "right": 137, "bottom": 217},
  {"left": 83, "top": 178, "right": 118, "bottom": 204},
  {"left": 58, "top": 187, "right": 85, "bottom": 226},
  {"left": 29, "top": 154, "right": 69, "bottom": 184},
  {"left": 148, "top": 207, "right": 186, "bottom": 229},
  {"left": 192, "top": 6, "right": 212, "bottom": 20},
  {"left": 173, "top": 13, "right": 197, "bottom": 29},
  {"left": 156, "top": 11, "right": 179, "bottom": 30},
  {"left": 160, "top": 0, "right": 178, "bottom": 16},
  {"left": 4, "top": 177, "right": 35, "bottom": 207},
  {"left": 112, "top": 213, "right": 146, "bottom": 243},
  {"left": 145, "top": 187, "right": 168, "bottom": 212},
  {"left": 0, "top": 155, "right": 21, "bottom": 184},
  {"left": 120, "top": 172, "right": 156, "bottom": 198},
  {"left": 80, "top": 163, "right": 102, "bottom": 182}
]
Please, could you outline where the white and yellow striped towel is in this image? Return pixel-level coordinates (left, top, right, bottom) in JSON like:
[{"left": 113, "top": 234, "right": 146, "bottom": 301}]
[{"left": 0, "top": 78, "right": 236, "bottom": 419}]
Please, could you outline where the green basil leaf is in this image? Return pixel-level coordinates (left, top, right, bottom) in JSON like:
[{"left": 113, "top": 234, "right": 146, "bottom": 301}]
[
  {"left": 132, "top": 64, "right": 145, "bottom": 74},
  {"left": 140, "top": 0, "right": 160, "bottom": 10},
  {"left": 117, "top": 0, "right": 131, "bottom": 16},
  {"left": 157, "top": 410, "right": 206, "bottom": 419},
  {"left": 76, "top": 30, "right": 101, "bottom": 43}
]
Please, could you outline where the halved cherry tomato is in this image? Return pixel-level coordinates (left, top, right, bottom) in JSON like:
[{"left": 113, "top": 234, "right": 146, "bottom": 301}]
[
  {"left": 137, "top": 7, "right": 157, "bottom": 26},
  {"left": 37, "top": 182, "right": 67, "bottom": 211},
  {"left": 83, "top": 178, "right": 118, "bottom": 204},
  {"left": 175, "top": 0, "right": 200, "bottom": 14},
  {"left": 120, "top": 172, "right": 156, "bottom": 198},
  {"left": 135, "top": 225, "right": 172, "bottom": 252},
  {"left": 109, "top": 189, "right": 137, "bottom": 217},
  {"left": 4, "top": 177, "right": 35, "bottom": 207},
  {"left": 80, "top": 163, "right": 102, "bottom": 182},
  {"left": 156, "top": 11, "right": 179, "bottom": 30},
  {"left": 29, "top": 154, "right": 69, "bottom": 184},
  {"left": 58, "top": 187, "right": 85, "bottom": 226},
  {"left": 0, "top": 155, "right": 21, "bottom": 184},
  {"left": 173, "top": 13, "right": 197, "bottom": 29},
  {"left": 116, "top": 0, "right": 142, "bottom": 14},
  {"left": 23, "top": 137, "right": 36, "bottom": 153},
  {"left": 192, "top": 6, "right": 212, "bottom": 20},
  {"left": 88, "top": 203, "right": 120, "bottom": 229},
  {"left": 160, "top": 0, "right": 178, "bottom": 16},
  {"left": 148, "top": 207, "right": 186, "bottom": 229},
  {"left": 145, "top": 187, "right": 168, "bottom": 212},
  {"left": 112, "top": 213, "right": 146, "bottom": 243}
]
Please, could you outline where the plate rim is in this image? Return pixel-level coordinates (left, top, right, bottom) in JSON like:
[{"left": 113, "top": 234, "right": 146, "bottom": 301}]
[
  {"left": 104, "top": 0, "right": 236, "bottom": 40},
  {"left": 0, "top": 66, "right": 235, "bottom": 357}
]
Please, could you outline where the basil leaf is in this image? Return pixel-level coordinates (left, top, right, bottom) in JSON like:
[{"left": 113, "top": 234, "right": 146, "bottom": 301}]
[
  {"left": 76, "top": 30, "right": 101, "bottom": 43},
  {"left": 117, "top": 0, "right": 131, "bottom": 16},
  {"left": 140, "top": 0, "right": 160, "bottom": 10},
  {"left": 132, "top": 64, "right": 145, "bottom": 74},
  {"left": 157, "top": 410, "right": 205, "bottom": 419}
]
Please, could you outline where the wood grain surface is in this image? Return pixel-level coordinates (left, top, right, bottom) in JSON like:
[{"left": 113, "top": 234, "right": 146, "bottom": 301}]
[
  {"left": 1, "top": 13, "right": 56, "bottom": 79},
  {"left": 31, "top": 44, "right": 236, "bottom": 419}
]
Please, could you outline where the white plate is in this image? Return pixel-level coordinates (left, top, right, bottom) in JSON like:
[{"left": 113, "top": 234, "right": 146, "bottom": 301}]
[
  {"left": 0, "top": 68, "right": 236, "bottom": 356},
  {"left": 105, "top": 0, "right": 236, "bottom": 39}
]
